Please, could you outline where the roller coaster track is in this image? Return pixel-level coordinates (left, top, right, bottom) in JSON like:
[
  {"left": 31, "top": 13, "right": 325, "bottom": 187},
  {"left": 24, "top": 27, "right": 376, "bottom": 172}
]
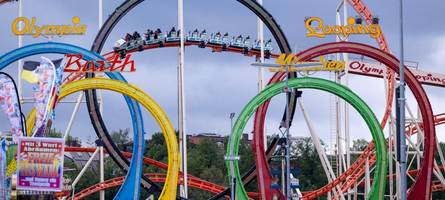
[
  {"left": 62, "top": 147, "right": 249, "bottom": 199},
  {"left": 85, "top": 1, "right": 297, "bottom": 198},
  {"left": 281, "top": 42, "right": 435, "bottom": 200},
  {"left": 70, "top": 173, "right": 259, "bottom": 200},
  {"left": 302, "top": 112, "right": 445, "bottom": 198}
]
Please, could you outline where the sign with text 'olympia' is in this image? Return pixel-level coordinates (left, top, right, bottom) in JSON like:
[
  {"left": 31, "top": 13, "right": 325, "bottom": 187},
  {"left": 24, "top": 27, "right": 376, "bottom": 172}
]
[
  {"left": 12, "top": 16, "right": 86, "bottom": 38},
  {"left": 17, "top": 137, "right": 64, "bottom": 192},
  {"left": 305, "top": 17, "right": 381, "bottom": 39},
  {"left": 348, "top": 60, "right": 445, "bottom": 88},
  {"left": 269, "top": 54, "right": 345, "bottom": 72}
]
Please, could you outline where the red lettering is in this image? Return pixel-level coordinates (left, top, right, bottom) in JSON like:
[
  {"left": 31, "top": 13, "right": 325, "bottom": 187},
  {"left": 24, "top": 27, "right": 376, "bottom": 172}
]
[
  {"left": 63, "top": 54, "right": 83, "bottom": 72},
  {"left": 108, "top": 54, "right": 122, "bottom": 71},
  {"left": 63, "top": 54, "right": 136, "bottom": 73},
  {"left": 349, "top": 61, "right": 362, "bottom": 70}
]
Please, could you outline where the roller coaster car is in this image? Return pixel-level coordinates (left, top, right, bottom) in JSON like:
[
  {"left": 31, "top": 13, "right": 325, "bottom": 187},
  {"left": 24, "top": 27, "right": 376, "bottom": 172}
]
[
  {"left": 208, "top": 32, "right": 223, "bottom": 46},
  {"left": 113, "top": 39, "right": 126, "bottom": 51},
  {"left": 221, "top": 32, "right": 230, "bottom": 51},
  {"left": 146, "top": 29, "right": 166, "bottom": 46},
  {"left": 229, "top": 35, "right": 244, "bottom": 49},
  {"left": 187, "top": 29, "right": 201, "bottom": 42},
  {"left": 127, "top": 37, "right": 145, "bottom": 52},
  {"left": 166, "top": 27, "right": 180, "bottom": 42},
  {"left": 252, "top": 39, "right": 273, "bottom": 58}
]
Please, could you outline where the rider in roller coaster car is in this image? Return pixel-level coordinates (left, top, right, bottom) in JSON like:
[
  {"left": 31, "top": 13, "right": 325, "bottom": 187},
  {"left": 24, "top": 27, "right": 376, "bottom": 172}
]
[
  {"left": 133, "top": 31, "right": 141, "bottom": 40},
  {"left": 166, "top": 27, "right": 180, "bottom": 42},
  {"left": 198, "top": 29, "right": 207, "bottom": 48},
  {"left": 222, "top": 32, "right": 230, "bottom": 50},
  {"left": 125, "top": 33, "right": 133, "bottom": 42},
  {"left": 154, "top": 28, "right": 162, "bottom": 40},
  {"left": 145, "top": 29, "right": 153, "bottom": 41},
  {"left": 132, "top": 31, "right": 144, "bottom": 51},
  {"left": 243, "top": 36, "right": 251, "bottom": 54}
]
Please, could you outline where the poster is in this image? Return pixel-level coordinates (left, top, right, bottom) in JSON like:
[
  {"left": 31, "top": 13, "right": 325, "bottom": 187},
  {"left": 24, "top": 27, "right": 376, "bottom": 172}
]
[{"left": 16, "top": 137, "right": 64, "bottom": 191}]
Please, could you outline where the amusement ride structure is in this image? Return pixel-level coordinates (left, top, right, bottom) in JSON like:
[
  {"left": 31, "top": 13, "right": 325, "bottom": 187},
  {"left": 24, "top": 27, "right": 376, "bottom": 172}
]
[{"left": 0, "top": 0, "right": 445, "bottom": 200}]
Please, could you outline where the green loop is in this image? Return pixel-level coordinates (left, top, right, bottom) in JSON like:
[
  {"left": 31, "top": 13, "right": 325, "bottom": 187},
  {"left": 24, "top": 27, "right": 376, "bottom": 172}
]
[{"left": 226, "top": 77, "right": 387, "bottom": 200}]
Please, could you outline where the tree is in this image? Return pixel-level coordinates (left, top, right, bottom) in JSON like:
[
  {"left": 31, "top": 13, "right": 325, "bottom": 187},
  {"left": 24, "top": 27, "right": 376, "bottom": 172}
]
[
  {"left": 47, "top": 128, "right": 81, "bottom": 146},
  {"left": 111, "top": 128, "right": 131, "bottom": 151},
  {"left": 351, "top": 139, "right": 369, "bottom": 151},
  {"left": 291, "top": 137, "right": 328, "bottom": 193}
]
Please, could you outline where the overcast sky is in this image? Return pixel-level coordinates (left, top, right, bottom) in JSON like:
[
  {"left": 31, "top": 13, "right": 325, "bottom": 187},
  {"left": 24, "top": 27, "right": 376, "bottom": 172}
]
[{"left": 0, "top": 0, "right": 444, "bottom": 148}]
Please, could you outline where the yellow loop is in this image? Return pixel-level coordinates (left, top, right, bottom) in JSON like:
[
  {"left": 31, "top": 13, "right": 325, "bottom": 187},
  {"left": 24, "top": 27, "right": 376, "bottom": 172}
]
[{"left": 24, "top": 78, "right": 179, "bottom": 199}]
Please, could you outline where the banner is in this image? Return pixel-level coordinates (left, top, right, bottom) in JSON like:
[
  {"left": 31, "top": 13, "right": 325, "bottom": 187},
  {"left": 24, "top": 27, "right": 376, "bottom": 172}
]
[
  {"left": 16, "top": 137, "right": 64, "bottom": 191},
  {"left": 0, "top": 140, "right": 6, "bottom": 199},
  {"left": 347, "top": 60, "right": 445, "bottom": 88},
  {"left": 22, "top": 57, "right": 65, "bottom": 137},
  {"left": 0, "top": 74, "right": 23, "bottom": 141}
]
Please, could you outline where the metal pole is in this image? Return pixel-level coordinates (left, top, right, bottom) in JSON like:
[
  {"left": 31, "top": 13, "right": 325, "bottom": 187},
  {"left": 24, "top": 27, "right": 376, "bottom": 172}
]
[
  {"left": 257, "top": 0, "right": 264, "bottom": 92},
  {"left": 285, "top": 60, "right": 291, "bottom": 199},
  {"left": 63, "top": 93, "right": 83, "bottom": 141},
  {"left": 99, "top": 146, "right": 105, "bottom": 200},
  {"left": 18, "top": 0, "right": 23, "bottom": 99},
  {"left": 342, "top": 0, "right": 351, "bottom": 179},
  {"left": 397, "top": 0, "right": 407, "bottom": 199},
  {"left": 98, "top": 0, "right": 104, "bottom": 114},
  {"left": 257, "top": 0, "right": 267, "bottom": 151},
  {"left": 229, "top": 112, "right": 235, "bottom": 200},
  {"left": 365, "top": 158, "right": 370, "bottom": 196},
  {"left": 71, "top": 147, "right": 100, "bottom": 198},
  {"left": 178, "top": 0, "right": 188, "bottom": 197}
]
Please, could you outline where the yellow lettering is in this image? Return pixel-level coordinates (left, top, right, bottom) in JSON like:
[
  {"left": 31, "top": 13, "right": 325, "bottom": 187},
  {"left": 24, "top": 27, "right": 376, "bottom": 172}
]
[
  {"left": 369, "top": 24, "right": 381, "bottom": 39},
  {"left": 305, "top": 17, "right": 325, "bottom": 38},
  {"left": 11, "top": 16, "right": 86, "bottom": 38},
  {"left": 305, "top": 17, "right": 381, "bottom": 39},
  {"left": 11, "top": 17, "right": 28, "bottom": 35},
  {"left": 45, "top": 25, "right": 61, "bottom": 35}
]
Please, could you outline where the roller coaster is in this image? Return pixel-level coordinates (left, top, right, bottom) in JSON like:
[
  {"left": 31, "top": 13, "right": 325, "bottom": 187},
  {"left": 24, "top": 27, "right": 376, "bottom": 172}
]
[{"left": 1, "top": 0, "right": 445, "bottom": 200}]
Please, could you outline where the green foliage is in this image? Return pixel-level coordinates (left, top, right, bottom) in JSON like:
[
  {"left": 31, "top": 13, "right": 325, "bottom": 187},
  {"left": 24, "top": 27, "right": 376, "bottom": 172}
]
[
  {"left": 291, "top": 137, "right": 328, "bottom": 192},
  {"left": 352, "top": 139, "right": 369, "bottom": 151},
  {"left": 111, "top": 128, "right": 131, "bottom": 151},
  {"left": 47, "top": 128, "right": 82, "bottom": 146}
]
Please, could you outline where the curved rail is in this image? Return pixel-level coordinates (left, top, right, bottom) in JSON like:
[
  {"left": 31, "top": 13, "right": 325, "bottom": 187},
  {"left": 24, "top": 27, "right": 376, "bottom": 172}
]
[
  {"left": 0, "top": 43, "right": 161, "bottom": 198},
  {"left": 71, "top": 173, "right": 258, "bottom": 200},
  {"left": 227, "top": 77, "right": 388, "bottom": 200},
  {"left": 59, "top": 78, "right": 180, "bottom": 199},
  {"left": 287, "top": 42, "right": 435, "bottom": 200}
]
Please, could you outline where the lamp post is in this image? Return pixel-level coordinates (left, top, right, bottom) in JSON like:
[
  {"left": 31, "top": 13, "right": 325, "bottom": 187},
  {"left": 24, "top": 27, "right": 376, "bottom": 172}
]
[
  {"left": 397, "top": 0, "right": 407, "bottom": 199},
  {"left": 228, "top": 112, "right": 236, "bottom": 200}
]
